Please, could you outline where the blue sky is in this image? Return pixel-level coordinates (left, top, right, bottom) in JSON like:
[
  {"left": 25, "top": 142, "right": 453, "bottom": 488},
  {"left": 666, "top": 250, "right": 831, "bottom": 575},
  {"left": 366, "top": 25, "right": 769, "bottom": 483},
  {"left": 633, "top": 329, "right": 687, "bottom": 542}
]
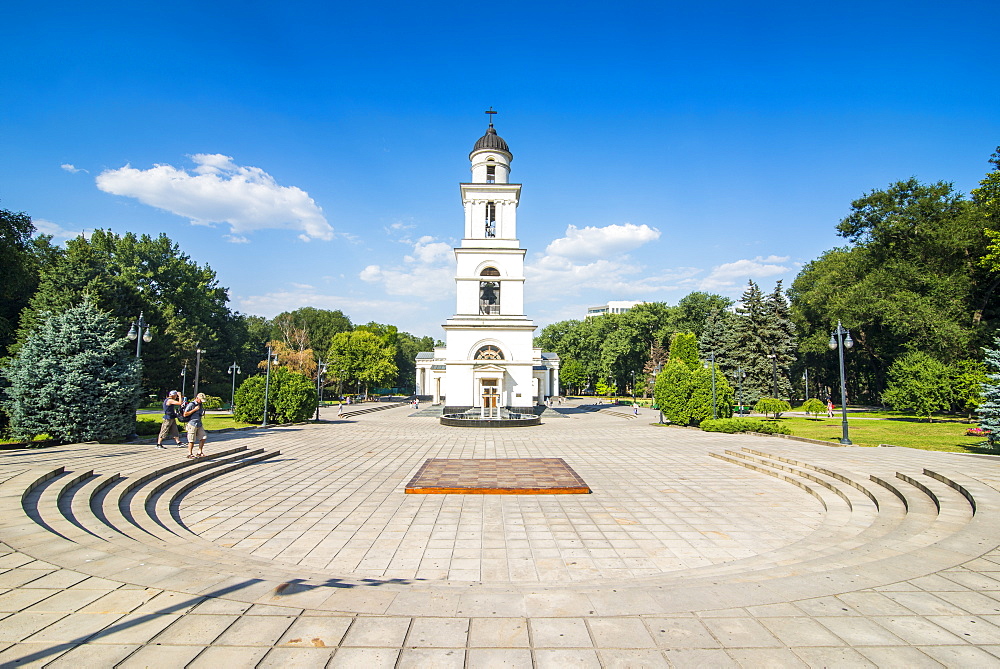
[{"left": 2, "top": 1, "right": 997, "bottom": 339}]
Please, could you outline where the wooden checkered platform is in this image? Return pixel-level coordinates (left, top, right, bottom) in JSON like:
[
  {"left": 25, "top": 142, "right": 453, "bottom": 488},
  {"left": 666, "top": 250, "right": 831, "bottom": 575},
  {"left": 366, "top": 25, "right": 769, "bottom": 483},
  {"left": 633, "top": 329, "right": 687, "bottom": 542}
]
[{"left": 404, "top": 457, "right": 591, "bottom": 494}]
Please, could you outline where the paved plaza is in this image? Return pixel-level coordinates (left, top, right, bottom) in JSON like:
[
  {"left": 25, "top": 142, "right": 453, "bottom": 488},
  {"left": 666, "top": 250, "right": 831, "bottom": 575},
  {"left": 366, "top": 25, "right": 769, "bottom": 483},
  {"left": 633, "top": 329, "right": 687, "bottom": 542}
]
[{"left": 2, "top": 401, "right": 1000, "bottom": 667}]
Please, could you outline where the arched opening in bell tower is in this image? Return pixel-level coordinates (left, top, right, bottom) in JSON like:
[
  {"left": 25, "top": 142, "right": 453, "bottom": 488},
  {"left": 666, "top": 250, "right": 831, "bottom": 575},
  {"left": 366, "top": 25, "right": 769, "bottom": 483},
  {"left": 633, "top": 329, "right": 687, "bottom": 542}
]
[{"left": 479, "top": 267, "right": 500, "bottom": 315}]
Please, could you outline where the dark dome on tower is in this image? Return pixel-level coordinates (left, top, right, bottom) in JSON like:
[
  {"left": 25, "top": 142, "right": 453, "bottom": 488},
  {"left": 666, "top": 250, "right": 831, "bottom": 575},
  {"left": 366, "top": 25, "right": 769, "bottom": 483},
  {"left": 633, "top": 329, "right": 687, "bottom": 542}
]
[{"left": 472, "top": 124, "right": 510, "bottom": 154}]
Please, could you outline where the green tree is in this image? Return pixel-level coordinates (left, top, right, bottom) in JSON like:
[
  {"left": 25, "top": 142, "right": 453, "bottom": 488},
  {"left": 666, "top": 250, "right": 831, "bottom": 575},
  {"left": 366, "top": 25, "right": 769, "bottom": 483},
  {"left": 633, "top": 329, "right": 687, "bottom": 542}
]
[
  {"left": 753, "top": 397, "right": 791, "bottom": 419},
  {"left": 668, "top": 332, "right": 699, "bottom": 369},
  {"left": 800, "top": 398, "right": 826, "bottom": 417},
  {"left": 675, "top": 292, "right": 733, "bottom": 338},
  {"left": 2, "top": 298, "right": 141, "bottom": 443},
  {"left": 15, "top": 230, "right": 244, "bottom": 401},
  {"left": 327, "top": 330, "right": 398, "bottom": 396},
  {"left": 728, "top": 281, "right": 774, "bottom": 405},
  {"left": 233, "top": 367, "right": 317, "bottom": 424},
  {"left": 881, "top": 351, "right": 954, "bottom": 422},
  {"left": 954, "top": 360, "right": 987, "bottom": 419},
  {"left": 976, "top": 336, "right": 1000, "bottom": 448},
  {"left": 655, "top": 358, "right": 693, "bottom": 425},
  {"left": 0, "top": 208, "right": 57, "bottom": 357},
  {"left": 395, "top": 332, "right": 435, "bottom": 393},
  {"left": 559, "top": 358, "right": 586, "bottom": 394},
  {"left": 688, "top": 364, "right": 734, "bottom": 424},
  {"left": 791, "top": 173, "right": 996, "bottom": 402},
  {"left": 699, "top": 308, "right": 734, "bottom": 371},
  {"left": 270, "top": 307, "right": 352, "bottom": 357}
]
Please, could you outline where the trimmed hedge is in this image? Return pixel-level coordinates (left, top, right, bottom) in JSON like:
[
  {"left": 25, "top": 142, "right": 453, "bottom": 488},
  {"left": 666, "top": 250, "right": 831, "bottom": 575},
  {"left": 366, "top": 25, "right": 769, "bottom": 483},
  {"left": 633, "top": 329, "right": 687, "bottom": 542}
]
[{"left": 700, "top": 418, "right": 792, "bottom": 435}]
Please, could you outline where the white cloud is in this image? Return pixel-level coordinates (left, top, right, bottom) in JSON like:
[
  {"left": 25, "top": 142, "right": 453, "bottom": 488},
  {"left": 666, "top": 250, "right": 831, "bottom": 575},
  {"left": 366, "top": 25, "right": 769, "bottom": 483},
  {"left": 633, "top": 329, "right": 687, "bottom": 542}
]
[
  {"left": 544, "top": 223, "right": 660, "bottom": 260},
  {"left": 524, "top": 222, "right": 675, "bottom": 300},
  {"left": 697, "top": 255, "right": 791, "bottom": 291},
  {"left": 32, "top": 218, "right": 90, "bottom": 241},
  {"left": 60, "top": 163, "right": 87, "bottom": 174},
  {"left": 360, "top": 235, "right": 456, "bottom": 298},
  {"left": 95, "top": 153, "right": 333, "bottom": 240},
  {"left": 224, "top": 234, "right": 250, "bottom": 244}
]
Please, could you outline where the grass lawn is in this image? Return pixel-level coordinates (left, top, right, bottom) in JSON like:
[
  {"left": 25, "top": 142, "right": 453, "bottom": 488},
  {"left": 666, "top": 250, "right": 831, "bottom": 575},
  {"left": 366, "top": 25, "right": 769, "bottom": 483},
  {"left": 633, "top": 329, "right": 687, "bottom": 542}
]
[
  {"left": 136, "top": 414, "right": 256, "bottom": 433},
  {"left": 779, "top": 415, "right": 992, "bottom": 454}
]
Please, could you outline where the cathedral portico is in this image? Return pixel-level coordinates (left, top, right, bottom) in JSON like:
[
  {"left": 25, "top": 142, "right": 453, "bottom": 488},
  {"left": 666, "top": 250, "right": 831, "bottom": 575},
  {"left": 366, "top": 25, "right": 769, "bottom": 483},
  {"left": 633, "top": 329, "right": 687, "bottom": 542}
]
[{"left": 415, "top": 113, "right": 559, "bottom": 414}]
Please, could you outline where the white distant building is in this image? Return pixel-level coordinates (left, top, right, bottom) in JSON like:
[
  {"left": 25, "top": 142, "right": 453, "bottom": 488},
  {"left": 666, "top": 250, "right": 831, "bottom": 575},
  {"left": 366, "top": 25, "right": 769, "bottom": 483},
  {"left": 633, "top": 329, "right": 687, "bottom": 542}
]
[
  {"left": 415, "top": 118, "right": 559, "bottom": 412},
  {"left": 586, "top": 300, "right": 647, "bottom": 318}
]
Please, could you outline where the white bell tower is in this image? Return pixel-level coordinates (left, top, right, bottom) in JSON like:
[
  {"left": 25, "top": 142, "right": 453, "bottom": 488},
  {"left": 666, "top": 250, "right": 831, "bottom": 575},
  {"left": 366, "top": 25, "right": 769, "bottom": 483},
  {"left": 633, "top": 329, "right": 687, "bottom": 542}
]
[{"left": 415, "top": 111, "right": 560, "bottom": 412}]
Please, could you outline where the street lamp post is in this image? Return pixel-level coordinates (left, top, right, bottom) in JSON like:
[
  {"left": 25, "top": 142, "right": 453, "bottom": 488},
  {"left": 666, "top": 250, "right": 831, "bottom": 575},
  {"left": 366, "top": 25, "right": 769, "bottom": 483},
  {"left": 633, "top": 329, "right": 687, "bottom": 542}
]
[
  {"left": 709, "top": 352, "right": 717, "bottom": 420},
  {"left": 127, "top": 312, "right": 153, "bottom": 358},
  {"left": 766, "top": 349, "right": 779, "bottom": 399},
  {"left": 829, "top": 320, "right": 854, "bottom": 445},
  {"left": 193, "top": 345, "right": 206, "bottom": 396},
  {"left": 262, "top": 346, "right": 278, "bottom": 427},
  {"left": 802, "top": 369, "right": 809, "bottom": 402},
  {"left": 125, "top": 314, "right": 152, "bottom": 442},
  {"left": 180, "top": 364, "right": 188, "bottom": 399},
  {"left": 653, "top": 362, "right": 664, "bottom": 424},
  {"left": 227, "top": 362, "right": 241, "bottom": 413},
  {"left": 315, "top": 359, "right": 328, "bottom": 421},
  {"left": 733, "top": 367, "right": 746, "bottom": 415}
]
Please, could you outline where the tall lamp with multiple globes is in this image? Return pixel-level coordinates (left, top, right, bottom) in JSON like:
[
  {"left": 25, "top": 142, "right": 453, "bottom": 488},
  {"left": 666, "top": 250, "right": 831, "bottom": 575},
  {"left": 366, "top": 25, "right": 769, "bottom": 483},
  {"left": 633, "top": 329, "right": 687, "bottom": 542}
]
[{"left": 829, "top": 320, "right": 854, "bottom": 445}]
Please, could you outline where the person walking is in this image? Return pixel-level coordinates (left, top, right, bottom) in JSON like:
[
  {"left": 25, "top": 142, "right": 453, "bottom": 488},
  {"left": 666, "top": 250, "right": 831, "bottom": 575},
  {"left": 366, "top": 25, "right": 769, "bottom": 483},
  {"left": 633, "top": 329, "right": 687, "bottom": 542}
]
[
  {"left": 183, "top": 393, "right": 208, "bottom": 458},
  {"left": 156, "top": 390, "right": 183, "bottom": 449},
  {"left": 827, "top": 398, "right": 835, "bottom": 418}
]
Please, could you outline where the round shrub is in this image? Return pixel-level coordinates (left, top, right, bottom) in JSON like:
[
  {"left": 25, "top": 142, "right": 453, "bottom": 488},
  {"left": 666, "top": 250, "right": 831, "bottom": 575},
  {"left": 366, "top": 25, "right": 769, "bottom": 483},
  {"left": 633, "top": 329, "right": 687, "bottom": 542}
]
[
  {"left": 753, "top": 397, "right": 791, "bottom": 419},
  {"left": 798, "top": 398, "right": 826, "bottom": 417},
  {"left": 233, "top": 368, "right": 317, "bottom": 424}
]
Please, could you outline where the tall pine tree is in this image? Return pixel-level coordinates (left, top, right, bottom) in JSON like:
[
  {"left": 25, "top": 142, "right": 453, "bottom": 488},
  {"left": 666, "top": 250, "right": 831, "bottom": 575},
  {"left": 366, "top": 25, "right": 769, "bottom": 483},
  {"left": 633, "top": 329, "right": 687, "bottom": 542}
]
[
  {"left": 3, "top": 298, "right": 141, "bottom": 443},
  {"left": 976, "top": 336, "right": 1000, "bottom": 449}
]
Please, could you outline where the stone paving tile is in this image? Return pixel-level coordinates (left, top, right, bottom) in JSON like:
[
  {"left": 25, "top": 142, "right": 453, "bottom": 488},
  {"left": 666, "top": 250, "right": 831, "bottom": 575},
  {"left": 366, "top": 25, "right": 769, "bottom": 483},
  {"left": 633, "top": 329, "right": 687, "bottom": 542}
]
[
  {"left": 533, "top": 648, "right": 601, "bottom": 668},
  {"left": 149, "top": 613, "right": 238, "bottom": 645},
  {"left": 0, "top": 611, "right": 68, "bottom": 643},
  {"left": 466, "top": 647, "right": 533, "bottom": 667},
  {"left": 340, "top": 616, "right": 410, "bottom": 646},
  {"left": 44, "top": 642, "right": 140, "bottom": 667},
  {"left": 277, "top": 614, "right": 352, "bottom": 647},
  {"left": 529, "top": 617, "right": 592, "bottom": 647},
  {"left": 598, "top": 648, "right": 670, "bottom": 668},
  {"left": 397, "top": 647, "right": 466, "bottom": 668},
  {"left": 918, "top": 644, "right": 1000, "bottom": 666},
  {"left": 213, "top": 613, "right": 296, "bottom": 645},
  {"left": 869, "top": 615, "right": 970, "bottom": 645},
  {"left": 21, "top": 611, "right": 122, "bottom": 643},
  {"left": 791, "top": 646, "right": 878, "bottom": 668},
  {"left": 468, "top": 617, "right": 530, "bottom": 647},
  {"left": 586, "top": 618, "right": 657, "bottom": 649},
  {"left": 187, "top": 644, "right": 269, "bottom": 667},
  {"left": 0, "top": 588, "right": 61, "bottom": 612},
  {"left": 644, "top": 616, "right": 721, "bottom": 648},
  {"left": 728, "top": 647, "right": 810, "bottom": 667},
  {"left": 700, "top": 616, "right": 783, "bottom": 648},
  {"left": 406, "top": 616, "right": 469, "bottom": 647},
  {"left": 663, "top": 647, "right": 740, "bottom": 667},
  {"left": 856, "top": 646, "right": 945, "bottom": 667},
  {"left": 258, "top": 645, "right": 337, "bottom": 668},
  {"left": 757, "top": 616, "right": 846, "bottom": 647},
  {"left": 86, "top": 612, "right": 180, "bottom": 644},
  {"left": 330, "top": 646, "right": 401, "bottom": 667},
  {"left": 0, "top": 642, "right": 72, "bottom": 667}
]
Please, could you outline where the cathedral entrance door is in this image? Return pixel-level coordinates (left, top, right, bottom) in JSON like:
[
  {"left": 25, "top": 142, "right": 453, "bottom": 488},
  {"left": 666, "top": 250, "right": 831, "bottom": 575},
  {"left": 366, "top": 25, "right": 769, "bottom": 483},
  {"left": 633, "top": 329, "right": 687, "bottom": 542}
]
[{"left": 481, "top": 379, "right": 499, "bottom": 418}]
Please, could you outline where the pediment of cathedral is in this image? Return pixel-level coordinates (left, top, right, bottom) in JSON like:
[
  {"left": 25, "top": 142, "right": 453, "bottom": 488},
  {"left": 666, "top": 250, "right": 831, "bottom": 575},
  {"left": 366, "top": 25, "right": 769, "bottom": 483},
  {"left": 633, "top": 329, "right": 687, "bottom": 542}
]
[{"left": 472, "top": 363, "right": 506, "bottom": 372}]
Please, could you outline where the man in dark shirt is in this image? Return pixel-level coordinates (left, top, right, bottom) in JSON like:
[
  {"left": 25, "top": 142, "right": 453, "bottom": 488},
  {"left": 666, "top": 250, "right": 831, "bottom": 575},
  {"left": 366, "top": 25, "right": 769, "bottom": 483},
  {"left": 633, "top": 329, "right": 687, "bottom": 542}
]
[{"left": 183, "top": 393, "right": 208, "bottom": 458}]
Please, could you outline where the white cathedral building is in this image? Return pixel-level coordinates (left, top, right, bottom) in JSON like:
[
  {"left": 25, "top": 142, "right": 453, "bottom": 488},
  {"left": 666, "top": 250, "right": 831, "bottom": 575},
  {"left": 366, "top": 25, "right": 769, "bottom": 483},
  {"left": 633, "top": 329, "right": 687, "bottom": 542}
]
[{"left": 415, "top": 118, "right": 559, "bottom": 413}]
